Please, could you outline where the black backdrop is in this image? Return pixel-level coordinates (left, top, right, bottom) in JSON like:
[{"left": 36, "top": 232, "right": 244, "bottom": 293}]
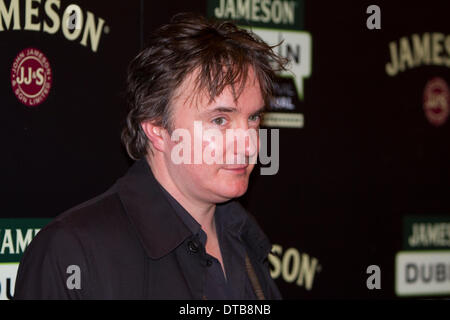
[{"left": 1, "top": 0, "right": 449, "bottom": 299}]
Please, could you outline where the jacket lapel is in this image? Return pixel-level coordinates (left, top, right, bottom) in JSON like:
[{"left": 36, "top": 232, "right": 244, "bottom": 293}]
[
  {"left": 115, "top": 159, "right": 192, "bottom": 260},
  {"left": 218, "top": 200, "right": 273, "bottom": 263}
]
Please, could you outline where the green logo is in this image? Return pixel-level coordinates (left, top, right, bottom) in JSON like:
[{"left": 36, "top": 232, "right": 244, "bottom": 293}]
[
  {"left": 0, "top": 218, "right": 51, "bottom": 263},
  {"left": 207, "top": 0, "right": 304, "bottom": 30},
  {"left": 403, "top": 216, "right": 450, "bottom": 250}
]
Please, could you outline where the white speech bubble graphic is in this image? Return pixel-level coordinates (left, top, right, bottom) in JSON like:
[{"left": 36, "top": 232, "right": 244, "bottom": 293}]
[
  {"left": 243, "top": 27, "right": 312, "bottom": 100},
  {"left": 0, "top": 263, "right": 19, "bottom": 300}
]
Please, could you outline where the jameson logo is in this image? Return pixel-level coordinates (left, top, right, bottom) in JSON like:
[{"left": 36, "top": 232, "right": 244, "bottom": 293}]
[
  {"left": 207, "top": 0, "right": 304, "bottom": 30},
  {"left": 385, "top": 33, "right": 450, "bottom": 77},
  {"left": 268, "top": 244, "right": 321, "bottom": 290},
  {"left": 0, "top": 218, "right": 50, "bottom": 262},
  {"left": 0, "top": 0, "right": 107, "bottom": 53},
  {"left": 403, "top": 216, "right": 450, "bottom": 250}
]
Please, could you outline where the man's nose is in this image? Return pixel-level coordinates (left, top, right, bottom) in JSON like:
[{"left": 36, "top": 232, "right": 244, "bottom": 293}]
[
  {"left": 244, "top": 129, "right": 258, "bottom": 158},
  {"left": 232, "top": 126, "right": 258, "bottom": 159}
]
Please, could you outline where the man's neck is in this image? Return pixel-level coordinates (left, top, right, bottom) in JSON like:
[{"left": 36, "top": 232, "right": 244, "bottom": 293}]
[
  {"left": 146, "top": 155, "right": 216, "bottom": 232},
  {"left": 146, "top": 155, "right": 224, "bottom": 271}
]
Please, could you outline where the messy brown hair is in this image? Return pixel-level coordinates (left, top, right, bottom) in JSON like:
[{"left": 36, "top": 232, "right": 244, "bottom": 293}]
[{"left": 122, "top": 12, "right": 287, "bottom": 160}]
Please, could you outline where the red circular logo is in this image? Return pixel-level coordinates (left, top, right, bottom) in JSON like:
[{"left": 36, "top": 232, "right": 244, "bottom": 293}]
[
  {"left": 423, "top": 77, "right": 449, "bottom": 127},
  {"left": 11, "top": 48, "right": 52, "bottom": 107}
]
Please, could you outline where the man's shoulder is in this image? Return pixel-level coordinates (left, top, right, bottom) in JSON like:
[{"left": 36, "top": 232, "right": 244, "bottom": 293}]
[
  {"left": 54, "top": 187, "right": 124, "bottom": 232},
  {"left": 15, "top": 186, "right": 146, "bottom": 299},
  {"left": 27, "top": 187, "right": 128, "bottom": 254},
  {"left": 22, "top": 182, "right": 145, "bottom": 268}
]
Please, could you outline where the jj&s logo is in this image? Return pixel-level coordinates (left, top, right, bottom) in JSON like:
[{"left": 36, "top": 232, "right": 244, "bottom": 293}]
[
  {"left": 423, "top": 77, "right": 449, "bottom": 127},
  {"left": 10, "top": 47, "right": 52, "bottom": 107}
]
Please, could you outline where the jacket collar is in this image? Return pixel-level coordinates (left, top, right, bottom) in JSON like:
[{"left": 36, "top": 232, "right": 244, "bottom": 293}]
[
  {"left": 115, "top": 159, "right": 272, "bottom": 262},
  {"left": 216, "top": 200, "right": 272, "bottom": 262}
]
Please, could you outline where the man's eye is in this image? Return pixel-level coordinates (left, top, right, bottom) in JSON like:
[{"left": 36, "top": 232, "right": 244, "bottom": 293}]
[
  {"left": 212, "top": 117, "right": 227, "bottom": 126},
  {"left": 249, "top": 114, "right": 261, "bottom": 122}
]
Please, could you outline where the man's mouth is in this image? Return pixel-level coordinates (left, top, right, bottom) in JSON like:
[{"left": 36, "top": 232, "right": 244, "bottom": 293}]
[{"left": 221, "top": 164, "right": 249, "bottom": 173}]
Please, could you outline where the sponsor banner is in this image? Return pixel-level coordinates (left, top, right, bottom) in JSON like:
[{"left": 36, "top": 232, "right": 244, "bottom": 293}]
[
  {"left": 207, "top": 0, "right": 305, "bottom": 30},
  {"left": 396, "top": 216, "right": 450, "bottom": 297},
  {"left": 384, "top": 33, "right": 450, "bottom": 127},
  {"left": 395, "top": 251, "right": 450, "bottom": 297},
  {"left": 403, "top": 216, "right": 450, "bottom": 250},
  {"left": 1, "top": 0, "right": 135, "bottom": 227},
  {"left": 207, "top": 0, "right": 311, "bottom": 129}
]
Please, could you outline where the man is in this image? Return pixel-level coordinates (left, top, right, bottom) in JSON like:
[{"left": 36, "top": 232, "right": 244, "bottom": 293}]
[{"left": 14, "top": 13, "right": 286, "bottom": 300}]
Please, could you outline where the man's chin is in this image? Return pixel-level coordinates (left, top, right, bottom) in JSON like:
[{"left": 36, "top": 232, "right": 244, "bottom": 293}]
[{"left": 213, "top": 185, "right": 249, "bottom": 202}]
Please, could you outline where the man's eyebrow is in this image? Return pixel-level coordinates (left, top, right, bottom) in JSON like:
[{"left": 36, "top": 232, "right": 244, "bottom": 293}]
[
  {"left": 204, "top": 106, "right": 265, "bottom": 115},
  {"left": 204, "top": 106, "right": 238, "bottom": 114},
  {"left": 251, "top": 106, "right": 265, "bottom": 115}
]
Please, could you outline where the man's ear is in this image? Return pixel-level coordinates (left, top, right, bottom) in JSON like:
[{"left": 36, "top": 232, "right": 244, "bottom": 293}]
[{"left": 141, "top": 121, "right": 167, "bottom": 153}]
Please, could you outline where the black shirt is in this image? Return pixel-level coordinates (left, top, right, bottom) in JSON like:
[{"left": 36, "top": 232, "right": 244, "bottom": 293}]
[{"left": 158, "top": 184, "right": 257, "bottom": 300}]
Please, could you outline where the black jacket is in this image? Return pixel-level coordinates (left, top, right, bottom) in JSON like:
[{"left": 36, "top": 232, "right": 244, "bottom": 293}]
[{"left": 14, "top": 159, "right": 281, "bottom": 299}]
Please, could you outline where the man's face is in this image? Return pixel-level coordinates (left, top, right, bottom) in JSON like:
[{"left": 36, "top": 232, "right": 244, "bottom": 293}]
[{"left": 162, "top": 68, "right": 264, "bottom": 205}]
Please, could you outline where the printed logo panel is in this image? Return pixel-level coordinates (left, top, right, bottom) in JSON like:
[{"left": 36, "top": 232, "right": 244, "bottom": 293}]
[
  {"left": 207, "top": 0, "right": 305, "bottom": 30},
  {"left": 0, "top": 263, "right": 19, "bottom": 300},
  {"left": 396, "top": 251, "right": 450, "bottom": 297},
  {"left": 0, "top": 219, "right": 51, "bottom": 300},
  {"left": 11, "top": 48, "right": 52, "bottom": 107},
  {"left": 268, "top": 244, "right": 321, "bottom": 291},
  {"left": 403, "top": 216, "right": 450, "bottom": 251}
]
